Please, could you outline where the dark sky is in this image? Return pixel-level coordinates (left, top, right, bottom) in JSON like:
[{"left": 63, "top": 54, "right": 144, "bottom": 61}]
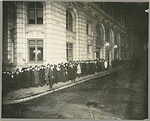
[
  {"left": 104, "top": 2, "right": 149, "bottom": 43},
  {"left": 124, "top": 2, "right": 148, "bottom": 43}
]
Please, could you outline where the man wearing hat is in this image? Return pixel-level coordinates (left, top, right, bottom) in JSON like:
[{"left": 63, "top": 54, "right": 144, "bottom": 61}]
[
  {"left": 45, "top": 64, "right": 50, "bottom": 85},
  {"left": 57, "top": 63, "right": 62, "bottom": 82},
  {"left": 39, "top": 65, "right": 45, "bottom": 86},
  {"left": 48, "top": 64, "right": 54, "bottom": 90},
  {"left": 34, "top": 66, "right": 39, "bottom": 87},
  {"left": 2, "top": 70, "right": 10, "bottom": 96},
  {"left": 14, "top": 68, "right": 20, "bottom": 90},
  {"left": 53, "top": 64, "right": 58, "bottom": 84}
]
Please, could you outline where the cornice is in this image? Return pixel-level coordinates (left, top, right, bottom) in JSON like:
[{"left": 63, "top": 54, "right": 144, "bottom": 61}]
[{"left": 69, "top": 2, "right": 128, "bottom": 34}]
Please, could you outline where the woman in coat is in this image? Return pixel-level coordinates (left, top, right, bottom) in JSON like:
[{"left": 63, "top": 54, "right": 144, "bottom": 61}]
[
  {"left": 104, "top": 60, "right": 108, "bottom": 70},
  {"left": 77, "top": 63, "right": 81, "bottom": 78}
]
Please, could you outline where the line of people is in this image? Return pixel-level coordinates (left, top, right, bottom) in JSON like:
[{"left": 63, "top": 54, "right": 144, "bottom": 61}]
[
  {"left": 2, "top": 59, "right": 109, "bottom": 96},
  {"left": 111, "top": 58, "right": 138, "bottom": 68}
]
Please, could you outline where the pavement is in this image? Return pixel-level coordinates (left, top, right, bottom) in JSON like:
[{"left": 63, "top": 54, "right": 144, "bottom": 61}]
[{"left": 2, "top": 66, "right": 124, "bottom": 105}]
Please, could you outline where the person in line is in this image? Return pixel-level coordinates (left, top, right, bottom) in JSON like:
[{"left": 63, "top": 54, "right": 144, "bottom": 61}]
[
  {"left": 48, "top": 64, "right": 54, "bottom": 90},
  {"left": 45, "top": 64, "right": 50, "bottom": 85},
  {"left": 39, "top": 65, "right": 45, "bottom": 86},
  {"left": 77, "top": 63, "right": 81, "bottom": 78},
  {"left": 34, "top": 66, "right": 39, "bottom": 87}
]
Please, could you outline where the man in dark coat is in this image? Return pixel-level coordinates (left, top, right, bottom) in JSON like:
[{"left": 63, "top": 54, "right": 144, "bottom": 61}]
[
  {"left": 2, "top": 71, "right": 10, "bottom": 96},
  {"left": 86, "top": 61, "right": 89, "bottom": 75},
  {"left": 14, "top": 69, "right": 20, "bottom": 90},
  {"left": 9, "top": 71, "right": 15, "bottom": 91},
  {"left": 53, "top": 64, "right": 58, "bottom": 84},
  {"left": 57, "top": 64, "right": 62, "bottom": 82},
  {"left": 61, "top": 63, "right": 66, "bottom": 82},
  {"left": 31, "top": 67, "right": 35, "bottom": 87},
  {"left": 45, "top": 64, "right": 50, "bottom": 85},
  {"left": 80, "top": 60, "right": 84, "bottom": 77},
  {"left": 21, "top": 68, "right": 27, "bottom": 88},
  {"left": 48, "top": 64, "right": 54, "bottom": 90},
  {"left": 74, "top": 61, "right": 78, "bottom": 78},
  {"left": 34, "top": 66, "right": 39, "bottom": 87},
  {"left": 39, "top": 65, "right": 45, "bottom": 86},
  {"left": 69, "top": 63, "right": 75, "bottom": 83},
  {"left": 83, "top": 60, "right": 86, "bottom": 76},
  {"left": 64, "top": 63, "right": 69, "bottom": 82},
  {"left": 89, "top": 61, "right": 92, "bottom": 74},
  {"left": 26, "top": 67, "right": 31, "bottom": 88},
  {"left": 28, "top": 66, "right": 33, "bottom": 87}
]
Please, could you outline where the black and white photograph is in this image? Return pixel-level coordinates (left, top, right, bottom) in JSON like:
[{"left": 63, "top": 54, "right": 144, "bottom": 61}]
[{"left": 1, "top": 0, "right": 149, "bottom": 120}]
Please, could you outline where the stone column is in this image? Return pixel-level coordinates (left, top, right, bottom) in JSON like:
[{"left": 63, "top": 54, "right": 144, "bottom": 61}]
[
  {"left": 45, "top": 1, "right": 66, "bottom": 64},
  {"left": 77, "top": 11, "right": 87, "bottom": 60},
  {"left": 16, "top": 1, "right": 26, "bottom": 67}
]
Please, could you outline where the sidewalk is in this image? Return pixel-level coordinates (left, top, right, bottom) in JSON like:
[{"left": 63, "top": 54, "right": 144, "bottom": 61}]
[{"left": 2, "top": 66, "right": 124, "bottom": 105}]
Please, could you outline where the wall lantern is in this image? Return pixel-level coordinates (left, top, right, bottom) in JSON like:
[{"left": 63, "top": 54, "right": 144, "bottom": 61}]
[
  {"left": 114, "top": 45, "right": 118, "bottom": 48},
  {"left": 105, "top": 42, "right": 110, "bottom": 46}
]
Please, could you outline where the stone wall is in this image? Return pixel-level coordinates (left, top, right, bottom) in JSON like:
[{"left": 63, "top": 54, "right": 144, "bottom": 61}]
[{"left": 3, "top": 1, "right": 130, "bottom": 69}]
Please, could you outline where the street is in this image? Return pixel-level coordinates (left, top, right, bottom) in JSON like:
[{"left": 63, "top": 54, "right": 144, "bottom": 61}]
[{"left": 2, "top": 64, "right": 148, "bottom": 120}]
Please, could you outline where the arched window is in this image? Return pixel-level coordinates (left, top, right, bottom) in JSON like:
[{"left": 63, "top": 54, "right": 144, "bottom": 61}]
[
  {"left": 96, "top": 26, "right": 101, "bottom": 40},
  {"left": 66, "top": 10, "right": 73, "bottom": 31},
  {"left": 28, "top": 2, "right": 43, "bottom": 24}
]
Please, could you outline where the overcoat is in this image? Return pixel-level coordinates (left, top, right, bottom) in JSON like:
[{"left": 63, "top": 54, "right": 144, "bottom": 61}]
[
  {"left": 53, "top": 66, "right": 58, "bottom": 83},
  {"left": 61, "top": 66, "right": 66, "bottom": 82},
  {"left": 48, "top": 68, "right": 54, "bottom": 88},
  {"left": 45, "top": 68, "right": 49, "bottom": 85},
  {"left": 65, "top": 66, "right": 69, "bottom": 82},
  {"left": 77, "top": 64, "right": 81, "bottom": 74},
  {"left": 69, "top": 66, "right": 75, "bottom": 80},
  {"left": 34, "top": 70, "right": 39, "bottom": 85},
  {"left": 14, "top": 72, "right": 20, "bottom": 89},
  {"left": 57, "top": 67, "right": 62, "bottom": 82},
  {"left": 104, "top": 61, "right": 108, "bottom": 69},
  {"left": 39, "top": 68, "right": 45, "bottom": 85},
  {"left": 2, "top": 73, "right": 10, "bottom": 95}
]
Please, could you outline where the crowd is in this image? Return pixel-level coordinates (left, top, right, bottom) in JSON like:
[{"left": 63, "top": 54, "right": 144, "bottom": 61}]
[
  {"left": 2, "top": 59, "right": 110, "bottom": 96},
  {"left": 2, "top": 58, "right": 135, "bottom": 96}
]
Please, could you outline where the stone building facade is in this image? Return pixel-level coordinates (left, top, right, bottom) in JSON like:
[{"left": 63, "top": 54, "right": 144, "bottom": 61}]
[{"left": 3, "top": 1, "right": 131, "bottom": 69}]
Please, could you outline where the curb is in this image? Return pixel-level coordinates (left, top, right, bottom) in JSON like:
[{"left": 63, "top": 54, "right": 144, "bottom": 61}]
[{"left": 3, "top": 71, "right": 110, "bottom": 105}]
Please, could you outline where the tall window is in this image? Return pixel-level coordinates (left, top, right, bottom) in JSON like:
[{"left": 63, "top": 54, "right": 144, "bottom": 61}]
[
  {"left": 28, "top": 2, "right": 43, "bottom": 24},
  {"left": 86, "top": 22, "right": 91, "bottom": 35},
  {"left": 28, "top": 40, "right": 43, "bottom": 62},
  {"left": 86, "top": 23, "right": 89, "bottom": 35},
  {"left": 96, "top": 26, "right": 101, "bottom": 40},
  {"left": 66, "top": 10, "right": 73, "bottom": 31},
  {"left": 96, "top": 47, "right": 100, "bottom": 58},
  {"left": 66, "top": 43, "right": 73, "bottom": 61}
]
